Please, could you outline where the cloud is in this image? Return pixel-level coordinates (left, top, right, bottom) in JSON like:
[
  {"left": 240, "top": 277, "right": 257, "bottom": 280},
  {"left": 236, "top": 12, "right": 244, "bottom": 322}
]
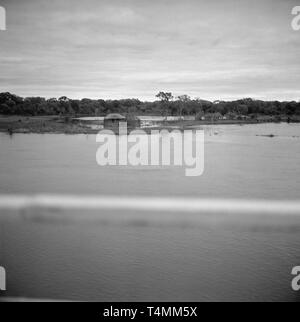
[{"left": 0, "top": 0, "right": 299, "bottom": 101}]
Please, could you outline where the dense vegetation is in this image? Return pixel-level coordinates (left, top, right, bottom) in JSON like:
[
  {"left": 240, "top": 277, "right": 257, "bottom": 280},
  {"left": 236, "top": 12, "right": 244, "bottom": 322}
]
[{"left": 0, "top": 92, "right": 299, "bottom": 118}]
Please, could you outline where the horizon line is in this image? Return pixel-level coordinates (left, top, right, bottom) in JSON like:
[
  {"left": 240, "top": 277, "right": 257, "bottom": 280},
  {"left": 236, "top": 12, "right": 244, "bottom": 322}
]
[{"left": 2, "top": 91, "right": 300, "bottom": 103}]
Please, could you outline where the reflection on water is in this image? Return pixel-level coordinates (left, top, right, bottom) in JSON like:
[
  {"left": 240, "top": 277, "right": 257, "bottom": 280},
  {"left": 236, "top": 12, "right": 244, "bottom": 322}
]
[{"left": 1, "top": 123, "right": 300, "bottom": 301}]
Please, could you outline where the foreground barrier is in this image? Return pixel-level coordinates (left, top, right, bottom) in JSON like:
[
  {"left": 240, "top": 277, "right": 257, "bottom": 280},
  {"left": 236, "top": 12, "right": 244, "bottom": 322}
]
[{"left": 1, "top": 195, "right": 300, "bottom": 301}]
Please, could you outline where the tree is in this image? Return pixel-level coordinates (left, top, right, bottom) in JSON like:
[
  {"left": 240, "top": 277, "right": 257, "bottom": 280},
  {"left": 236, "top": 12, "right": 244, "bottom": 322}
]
[
  {"left": 177, "top": 95, "right": 190, "bottom": 118},
  {"left": 156, "top": 92, "right": 173, "bottom": 117},
  {"left": 177, "top": 94, "right": 190, "bottom": 102},
  {"left": 156, "top": 92, "right": 173, "bottom": 102},
  {"left": 58, "top": 96, "right": 73, "bottom": 115}
]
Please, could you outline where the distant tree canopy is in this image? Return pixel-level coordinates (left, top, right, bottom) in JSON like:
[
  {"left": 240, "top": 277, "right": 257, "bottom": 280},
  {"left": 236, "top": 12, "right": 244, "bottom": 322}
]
[
  {"left": 0, "top": 92, "right": 299, "bottom": 117},
  {"left": 156, "top": 91, "right": 173, "bottom": 102}
]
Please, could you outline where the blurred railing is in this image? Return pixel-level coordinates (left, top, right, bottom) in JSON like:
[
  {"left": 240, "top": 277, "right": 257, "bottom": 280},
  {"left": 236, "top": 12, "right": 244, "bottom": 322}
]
[{"left": 1, "top": 194, "right": 300, "bottom": 302}]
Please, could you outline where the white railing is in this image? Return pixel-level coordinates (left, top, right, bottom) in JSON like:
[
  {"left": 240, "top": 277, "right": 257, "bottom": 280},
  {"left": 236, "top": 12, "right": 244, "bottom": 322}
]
[{"left": 0, "top": 194, "right": 300, "bottom": 214}]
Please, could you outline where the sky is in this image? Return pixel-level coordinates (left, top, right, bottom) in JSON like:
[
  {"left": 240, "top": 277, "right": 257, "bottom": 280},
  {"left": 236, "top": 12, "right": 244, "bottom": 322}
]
[{"left": 0, "top": 0, "right": 299, "bottom": 101}]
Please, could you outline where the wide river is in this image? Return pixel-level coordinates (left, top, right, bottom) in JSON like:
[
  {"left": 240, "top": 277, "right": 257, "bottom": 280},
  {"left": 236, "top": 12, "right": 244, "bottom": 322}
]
[
  {"left": 1, "top": 123, "right": 300, "bottom": 199},
  {"left": 1, "top": 123, "right": 300, "bottom": 301}
]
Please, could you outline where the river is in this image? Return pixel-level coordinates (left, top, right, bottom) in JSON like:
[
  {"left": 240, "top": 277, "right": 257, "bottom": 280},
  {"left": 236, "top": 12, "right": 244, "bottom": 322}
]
[{"left": 1, "top": 123, "right": 300, "bottom": 301}]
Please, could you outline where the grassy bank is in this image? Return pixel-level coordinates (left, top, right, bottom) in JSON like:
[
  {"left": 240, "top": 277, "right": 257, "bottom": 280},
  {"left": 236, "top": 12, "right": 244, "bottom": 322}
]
[{"left": 0, "top": 115, "right": 92, "bottom": 134}]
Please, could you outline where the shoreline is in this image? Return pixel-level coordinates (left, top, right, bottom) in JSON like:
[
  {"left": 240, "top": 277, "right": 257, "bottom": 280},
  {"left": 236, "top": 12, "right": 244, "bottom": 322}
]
[{"left": 0, "top": 115, "right": 299, "bottom": 135}]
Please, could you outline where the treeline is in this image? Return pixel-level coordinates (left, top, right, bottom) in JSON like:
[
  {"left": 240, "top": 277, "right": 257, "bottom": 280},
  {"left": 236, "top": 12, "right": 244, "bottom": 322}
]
[{"left": 0, "top": 92, "right": 299, "bottom": 117}]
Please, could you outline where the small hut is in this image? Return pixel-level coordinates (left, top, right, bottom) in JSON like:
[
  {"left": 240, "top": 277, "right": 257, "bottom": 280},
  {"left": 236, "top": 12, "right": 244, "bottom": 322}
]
[
  {"left": 104, "top": 113, "right": 126, "bottom": 133},
  {"left": 104, "top": 113, "right": 140, "bottom": 134}
]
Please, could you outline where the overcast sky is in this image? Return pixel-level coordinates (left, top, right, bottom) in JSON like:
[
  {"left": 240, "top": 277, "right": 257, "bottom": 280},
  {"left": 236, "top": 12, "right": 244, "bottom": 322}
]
[{"left": 0, "top": 0, "right": 299, "bottom": 101}]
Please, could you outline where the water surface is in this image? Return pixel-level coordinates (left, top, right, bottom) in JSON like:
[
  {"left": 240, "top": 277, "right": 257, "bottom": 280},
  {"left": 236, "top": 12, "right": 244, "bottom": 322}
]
[
  {"left": 1, "top": 123, "right": 300, "bottom": 199},
  {"left": 1, "top": 123, "right": 300, "bottom": 301}
]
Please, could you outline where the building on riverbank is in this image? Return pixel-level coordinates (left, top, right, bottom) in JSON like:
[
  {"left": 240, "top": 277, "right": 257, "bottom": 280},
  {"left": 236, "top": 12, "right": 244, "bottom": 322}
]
[
  {"left": 104, "top": 113, "right": 141, "bottom": 134},
  {"left": 104, "top": 113, "right": 126, "bottom": 132}
]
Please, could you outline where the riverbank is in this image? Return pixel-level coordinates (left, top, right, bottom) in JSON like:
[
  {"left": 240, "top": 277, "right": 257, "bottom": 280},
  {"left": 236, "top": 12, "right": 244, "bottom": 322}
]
[
  {"left": 0, "top": 115, "right": 91, "bottom": 134},
  {"left": 0, "top": 115, "right": 299, "bottom": 134}
]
